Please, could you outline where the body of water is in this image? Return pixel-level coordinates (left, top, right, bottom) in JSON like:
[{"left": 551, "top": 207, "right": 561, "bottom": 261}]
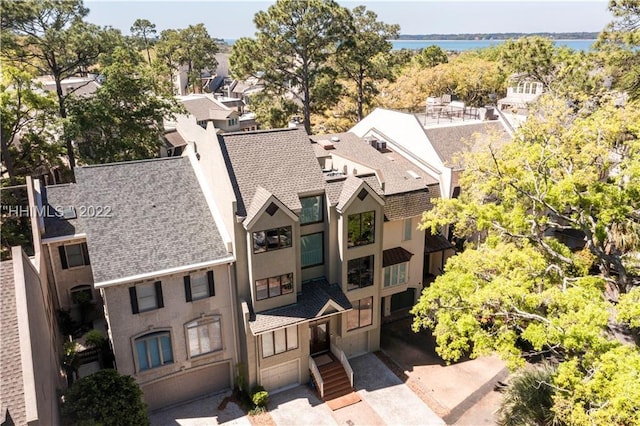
[{"left": 390, "top": 39, "right": 596, "bottom": 51}]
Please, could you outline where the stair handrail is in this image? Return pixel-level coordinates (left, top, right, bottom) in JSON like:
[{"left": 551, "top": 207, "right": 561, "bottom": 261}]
[
  {"left": 330, "top": 345, "right": 354, "bottom": 389},
  {"left": 309, "top": 356, "right": 324, "bottom": 398}
]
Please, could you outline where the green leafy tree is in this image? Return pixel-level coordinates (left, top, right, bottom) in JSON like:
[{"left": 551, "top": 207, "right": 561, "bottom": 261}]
[
  {"left": 334, "top": 5, "right": 399, "bottom": 121},
  {"left": 154, "top": 24, "right": 218, "bottom": 94},
  {"left": 67, "top": 47, "right": 179, "bottom": 164},
  {"left": 230, "top": 0, "right": 352, "bottom": 134},
  {"left": 1, "top": 0, "right": 113, "bottom": 170},
  {"left": 62, "top": 369, "right": 149, "bottom": 425},
  {"left": 413, "top": 45, "right": 449, "bottom": 68},
  {"left": 130, "top": 18, "right": 156, "bottom": 64},
  {"left": 597, "top": 0, "right": 640, "bottom": 99},
  {"left": 412, "top": 95, "right": 640, "bottom": 423},
  {"left": 1, "top": 66, "right": 64, "bottom": 182},
  {"left": 247, "top": 92, "right": 299, "bottom": 129}
]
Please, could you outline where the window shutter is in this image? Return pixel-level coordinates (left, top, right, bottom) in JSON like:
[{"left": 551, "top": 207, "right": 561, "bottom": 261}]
[
  {"left": 58, "top": 246, "right": 68, "bottom": 269},
  {"left": 184, "top": 276, "right": 192, "bottom": 302},
  {"left": 155, "top": 281, "right": 164, "bottom": 308},
  {"left": 129, "top": 287, "right": 139, "bottom": 314},
  {"left": 207, "top": 271, "right": 215, "bottom": 297},
  {"left": 81, "top": 242, "right": 91, "bottom": 265}
]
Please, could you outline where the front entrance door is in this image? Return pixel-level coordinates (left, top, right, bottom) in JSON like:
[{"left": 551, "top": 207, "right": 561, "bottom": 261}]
[{"left": 309, "top": 320, "right": 330, "bottom": 355}]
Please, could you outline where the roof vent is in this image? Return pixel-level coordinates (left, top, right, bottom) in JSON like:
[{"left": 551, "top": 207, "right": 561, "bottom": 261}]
[
  {"left": 317, "top": 139, "right": 335, "bottom": 150},
  {"left": 370, "top": 139, "right": 386, "bottom": 152},
  {"left": 406, "top": 170, "right": 421, "bottom": 179},
  {"left": 330, "top": 136, "right": 340, "bottom": 142}
]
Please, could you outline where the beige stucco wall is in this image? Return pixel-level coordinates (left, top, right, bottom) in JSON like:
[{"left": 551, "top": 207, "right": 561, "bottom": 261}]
[
  {"left": 45, "top": 240, "right": 100, "bottom": 320},
  {"left": 12, "top": 246, "right": 64, "bottom": 425},
  {"left": 381, "top": 216, "right": 425, "bottom": 302},
  {"left": 101, "top": 263, "right": 238, "bottom": 401}
]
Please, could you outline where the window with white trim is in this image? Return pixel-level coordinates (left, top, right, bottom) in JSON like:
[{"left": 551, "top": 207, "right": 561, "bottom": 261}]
[
  {"left": 135, "top": 331, "right": 173, "bottom": 371},
  {"left": 262, "top": 325, "right": 298, "bottom": 357},
  {"left": 129, "top": 282, "right": 164, "bottom": 314},
  {"left": 186, "top": 316, "right": 222, "bottom": 357},
  {"left": 384, "top": 262, "right": 408, "bottom": 287}
]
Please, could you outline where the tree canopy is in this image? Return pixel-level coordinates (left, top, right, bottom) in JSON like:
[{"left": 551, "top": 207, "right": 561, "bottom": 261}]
[
  {"left": 62, "top": 369, "right": 149, "bottom": 425},
  {"left": 130, "top": 18, "right": 156, "bottom": 64},
  {"left": 230, "top": 0, "right": 352, "bottom": 134}
]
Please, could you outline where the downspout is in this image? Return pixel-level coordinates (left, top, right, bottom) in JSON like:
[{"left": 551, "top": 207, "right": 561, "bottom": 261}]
[{"left": 227, "top": 262, "right": 240, "bottom": 371}]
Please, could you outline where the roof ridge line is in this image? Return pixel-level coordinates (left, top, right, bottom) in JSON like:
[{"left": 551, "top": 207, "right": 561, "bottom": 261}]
[{"left": 78, "top": 156, "right": 182, "bottom": 169}]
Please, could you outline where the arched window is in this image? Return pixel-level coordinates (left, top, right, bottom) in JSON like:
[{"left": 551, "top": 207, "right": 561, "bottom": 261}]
[
  {"left": 70, "top": 285, "right": 93, "bottom": 305},
  {"left": 135, "top": 331, "right": 173, "bottom": 371},
  {"left": 186, "top": 317, "right": 222, "bottom": 357}
]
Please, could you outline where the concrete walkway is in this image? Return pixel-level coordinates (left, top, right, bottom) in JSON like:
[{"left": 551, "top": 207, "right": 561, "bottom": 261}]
[
  {"left": 351, "top": 353, "right": 445, "bottom": 426},
  {"left": 150, "top": 390, "right": 251, "bottom": 426}
]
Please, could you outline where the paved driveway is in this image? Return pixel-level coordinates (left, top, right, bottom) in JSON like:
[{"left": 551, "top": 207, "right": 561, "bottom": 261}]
[
  {"left": 150, "top": 390, "right": 250, "bottom": 426},
  {"left": 268, "top": 353, "right": 443, "bottom": 426}
]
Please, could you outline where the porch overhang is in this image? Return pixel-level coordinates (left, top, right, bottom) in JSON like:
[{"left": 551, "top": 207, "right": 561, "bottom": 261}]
[
  {"left": 424, "top": 233, "right": 454, "bottom": 254},
  {"left": 249, "top": 279, "right": 352, "bottom": 336}
]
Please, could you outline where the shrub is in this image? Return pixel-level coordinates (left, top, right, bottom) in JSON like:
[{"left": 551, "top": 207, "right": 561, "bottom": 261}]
[
  {"left": 62, "top": 369, "right": 148, "bottom": 425},
  {"left": 251, "top": 390, "right": 269, "bottom": 408},
  {"left": 84, "top": 329, "right": 106, "bottom": 348}
]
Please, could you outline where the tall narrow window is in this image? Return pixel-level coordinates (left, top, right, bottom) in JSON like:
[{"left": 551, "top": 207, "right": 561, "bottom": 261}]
[
  {"left": 184, "top": 271, "right": 215, "bottom": 302},
  {"left": 403, "top": 218, "right": 412, "bottom": 241},
  {"left": 129, "top": 281, "right": 163, "bottom": 314},
  {"left": 301, "top": 232, "right": 323, "bottom": 268},
  {"left": 59, "top": 242, "right": 90, "bottom": 269},
  {"left": 348, "top": 211, "right": 375, "bottom": 247},
  {"left": 300, "top": 195, "right": 323, "bottom": 224}
]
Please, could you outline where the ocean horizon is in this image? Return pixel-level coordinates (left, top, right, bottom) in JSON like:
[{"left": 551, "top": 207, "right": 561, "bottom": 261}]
[{"left": 223, "top": 39, "right": 596, "bottom": 52}]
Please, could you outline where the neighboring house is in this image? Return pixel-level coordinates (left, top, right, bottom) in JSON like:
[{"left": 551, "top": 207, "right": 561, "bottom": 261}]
[
  {"left": 1, "top": 178, "right": 65, "bottom": 425},
  {"left": 192, "top": 126, "right": 384, "bottom": 397},
  {"left": 160, "top": 129, "right": 188, "bottom": 157},
  {"left": 178, "top": 94, "right": 242, "bottom": 133},
  {"left": 309, "top": 132, "right": 448, "bottom": 313},
  {"left": 35, "top": 153, "right": 239, "bottom": 410},
  {"left": 497, "top": 74, "right": 544, "bottom": 112},
  {"left": 350, "top": 108, "right": 511, "bottom": 201},
  {"left": 35, "top": 75, "right": 102, "bottom": 98}
]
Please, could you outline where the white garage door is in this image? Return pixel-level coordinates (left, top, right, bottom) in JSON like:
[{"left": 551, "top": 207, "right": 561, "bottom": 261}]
[{"left": 261, "top": 359, "right": 300, "bottom": 393}]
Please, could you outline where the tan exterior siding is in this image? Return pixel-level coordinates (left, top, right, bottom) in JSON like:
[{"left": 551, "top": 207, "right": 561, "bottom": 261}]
[{"left": 46, "top": 240, "right": 96, "bottom": 313}]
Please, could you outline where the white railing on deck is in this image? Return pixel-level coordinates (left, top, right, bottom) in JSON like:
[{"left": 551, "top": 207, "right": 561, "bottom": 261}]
[
  {"left": 309, "top": 356, "right": 324, "bottom": 398},
  {"left": 330, "top": 345, "right": 354, "bottom": 389}
]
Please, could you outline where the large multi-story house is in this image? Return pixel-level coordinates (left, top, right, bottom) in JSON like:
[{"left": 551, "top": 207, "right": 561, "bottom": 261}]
[{"left": 33, "top": 151, "right": 239, "bottom": 410}]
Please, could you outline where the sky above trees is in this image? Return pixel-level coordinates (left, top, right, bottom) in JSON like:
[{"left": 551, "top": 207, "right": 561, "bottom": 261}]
[{"left": 85, "top": 1, "right": 612, "bottom": 39}]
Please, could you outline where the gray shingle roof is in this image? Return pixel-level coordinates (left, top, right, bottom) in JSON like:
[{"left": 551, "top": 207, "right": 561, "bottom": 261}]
[
  {"left": 249, "top": 279, "right": 352, "bottom": 335},
  {"left": 1, "top": 259, "right": 26, "bottom": 425},
  {"left": 181, "top": 95, "right": 233, "bottom": 121},
  {"left": 219, "top": 128, "right": 326, "bottom": 219},
  {"left": 424, "top": 122, "right": 509, "bottom": 169},
  {"left": 70, "top": 157, "right": 229, "bottom": 284},
  {"left": 384, "top": 187, "right": 440, "bottom": 221},
  {"left": 43, "top": 184, "right": 84, "bottom": 239},
  {"left": 311, "top": 132, "right": 438, "bottom": 195}
]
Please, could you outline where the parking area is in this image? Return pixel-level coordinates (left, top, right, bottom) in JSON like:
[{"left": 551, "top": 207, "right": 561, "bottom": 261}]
[{"left": 150, "top": 316, "right": 506, "bottom": 426}]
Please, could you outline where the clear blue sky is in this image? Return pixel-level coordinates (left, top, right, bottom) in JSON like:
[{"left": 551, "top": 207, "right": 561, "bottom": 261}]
[{"left": 85, "top": 1, "right": 612, "bottom": 39}]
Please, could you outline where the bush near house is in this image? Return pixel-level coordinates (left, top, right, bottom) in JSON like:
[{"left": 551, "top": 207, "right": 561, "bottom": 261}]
[{"left": 62, "top": 369, "right": 148, "bottom": 425}]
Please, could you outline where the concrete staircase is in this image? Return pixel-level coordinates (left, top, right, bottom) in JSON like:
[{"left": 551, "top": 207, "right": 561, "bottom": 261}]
[{"left": 317, "top": 358, "right": 353, "bottom": 401}]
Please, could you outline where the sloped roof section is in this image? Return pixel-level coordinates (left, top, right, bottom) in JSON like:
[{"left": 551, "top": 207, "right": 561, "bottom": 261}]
[
  {"left": 424, "top": 122, "right": 509, "bottom": 169},
  {"left": 43, "top": 184, "right": 84, "bottom": 239},
  {"left": 249, "top": 279, "right": 352, "bottom": 335},
  {"left": 384, "top": 186, "right": 440, "bottom": 221},
  {"left": 74, "top": 157, "right": 230, "bottom": 284},
  {"left": 0, "top": 259, "right": 26, "bottom": 426},
  {"left": 383, "top": 247, "right": 414, "bottom": 267},
  {"left": 219, "top": 127, "right": 326, "bottom": 218},
  {"left": 424, "top": 233, "right": 454, "bottom": 253}
]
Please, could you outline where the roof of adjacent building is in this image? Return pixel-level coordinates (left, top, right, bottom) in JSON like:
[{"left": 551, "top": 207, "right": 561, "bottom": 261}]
[
  {"left": 37, "top": 76, "right": 101, "bottom": 97},
  {"left": 163, "top": 130, "right": 187, "bottom": 148},
  {"left": 43, "top": 183, "right": 84, "bottom": 239},
  {"left": 44, "top": 156, "right": 230, "bottom": 284},
  {"left": 0, "top": 259, "right": 26, "bottom": 425},
  {"left": 423, "top": 122, "right": 509, "bottom": 169},
  {"left": 311, "top": 132, "right": 438, "bottom": 195},
  {"left": 249, "top": 279, "right": 352, "bottom": 335},
  {"left": 219, "top": 127, "right": 326, "bottom": 220},
  {"left": 384, "top": 189, "right": 439, "bottom": 221},
  {"left": 180, "top": 94, "right": 235, "bottom": 121}
]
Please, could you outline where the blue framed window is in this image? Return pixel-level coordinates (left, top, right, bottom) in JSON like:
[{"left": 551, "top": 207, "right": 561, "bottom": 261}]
[{"left": 135, "top": 331, "right": 173, "bottom": 371}]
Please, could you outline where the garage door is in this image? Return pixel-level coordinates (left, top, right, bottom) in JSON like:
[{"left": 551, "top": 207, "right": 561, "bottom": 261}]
[
  {"left": 261, "top": 359, "right": 300, "bottom": 393},
  {"left": 391, "top": 288, "right": 416, "bottom": 311},
  {"left": 142, "top": 362, "right": 231, "bottom": 410}
]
